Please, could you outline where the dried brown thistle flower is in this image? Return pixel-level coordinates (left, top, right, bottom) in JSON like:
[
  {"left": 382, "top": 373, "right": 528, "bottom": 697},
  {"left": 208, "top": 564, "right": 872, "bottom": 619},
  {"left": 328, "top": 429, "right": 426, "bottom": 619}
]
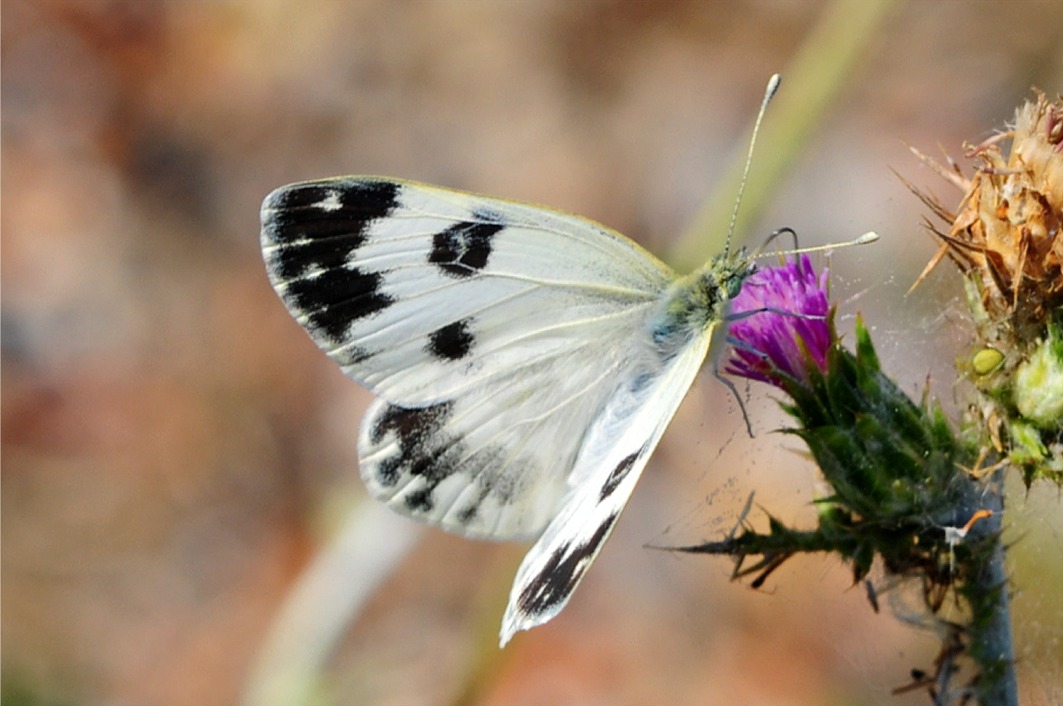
[{"left": 905, "top": 89, "right": 1063, "bottom": 486}]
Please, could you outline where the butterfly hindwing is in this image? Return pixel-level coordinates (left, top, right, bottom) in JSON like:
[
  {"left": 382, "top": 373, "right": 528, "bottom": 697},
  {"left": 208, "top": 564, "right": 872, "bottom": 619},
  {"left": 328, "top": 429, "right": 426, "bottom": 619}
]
[{"left": 356, "top": 312, "right": 654, "bottom": 539}]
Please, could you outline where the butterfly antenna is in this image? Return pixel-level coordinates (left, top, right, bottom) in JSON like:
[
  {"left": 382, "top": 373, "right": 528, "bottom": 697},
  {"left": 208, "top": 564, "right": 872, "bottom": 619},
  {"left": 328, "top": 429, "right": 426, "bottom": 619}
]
[
  {"left": 724, "top": 73, "right": 782, "bottom": 257},
  {"left": 755, "top": 231, "right": 880, "bottom": 260}
]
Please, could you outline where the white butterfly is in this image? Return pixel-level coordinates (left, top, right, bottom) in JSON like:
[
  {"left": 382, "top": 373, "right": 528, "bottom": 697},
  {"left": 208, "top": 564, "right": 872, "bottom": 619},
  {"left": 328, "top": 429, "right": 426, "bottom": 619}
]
[{"left": 262, "top": 76, "right": 784, "bottom": 647}]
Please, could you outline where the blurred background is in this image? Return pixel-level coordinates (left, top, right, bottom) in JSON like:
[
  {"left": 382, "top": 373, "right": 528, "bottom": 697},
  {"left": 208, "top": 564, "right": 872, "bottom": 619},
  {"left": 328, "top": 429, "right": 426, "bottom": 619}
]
[{"left": 3, "top": 1, "right": 1062, "bottom": 705}]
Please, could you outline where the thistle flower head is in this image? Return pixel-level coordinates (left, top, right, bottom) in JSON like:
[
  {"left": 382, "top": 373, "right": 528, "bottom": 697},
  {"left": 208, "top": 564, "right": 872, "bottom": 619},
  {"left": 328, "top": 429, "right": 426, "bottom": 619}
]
[
  {"left": 909, "top": 89, "right": 1063, "bottom": 485},
  {"left": 725, "top": 254, "right": 832, "bottom": 388},
  {"left": 723, "top": 253, "right": 967, "bottom": 523}
]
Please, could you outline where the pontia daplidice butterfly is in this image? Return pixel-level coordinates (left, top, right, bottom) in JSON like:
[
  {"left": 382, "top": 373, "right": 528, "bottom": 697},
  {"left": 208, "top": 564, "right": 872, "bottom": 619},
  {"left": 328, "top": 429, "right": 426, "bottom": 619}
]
[{"left": 260, "top": 74, "right": 873, "bottom": 646}]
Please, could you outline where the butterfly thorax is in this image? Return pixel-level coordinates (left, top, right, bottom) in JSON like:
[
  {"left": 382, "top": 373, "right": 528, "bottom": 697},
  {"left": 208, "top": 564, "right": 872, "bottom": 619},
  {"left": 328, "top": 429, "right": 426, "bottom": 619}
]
[{"left": 650, "top": 251, "right": 756, "bottom": 358}]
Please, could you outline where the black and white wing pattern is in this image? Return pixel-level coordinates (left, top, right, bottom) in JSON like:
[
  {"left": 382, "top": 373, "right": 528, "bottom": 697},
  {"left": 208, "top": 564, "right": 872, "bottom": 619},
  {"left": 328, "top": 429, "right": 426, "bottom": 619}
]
[
  {"left": 500, "top": 327, "right": 712, "bottom": 644},
  {"left": 261, "top": 176, "right": 729, "bottom": 645},
  {"left": 261, "top": 178, "right": 676, "bottom": 536}
]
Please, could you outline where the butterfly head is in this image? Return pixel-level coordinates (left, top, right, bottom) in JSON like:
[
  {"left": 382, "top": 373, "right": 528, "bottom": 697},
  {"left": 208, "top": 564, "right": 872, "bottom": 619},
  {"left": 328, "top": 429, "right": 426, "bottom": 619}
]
[
  {"left": 653, "top": 250, "right": 757, "bottom": 356},
  {"left": 713, "top": 247, "right": 758, "bottom": 301}
]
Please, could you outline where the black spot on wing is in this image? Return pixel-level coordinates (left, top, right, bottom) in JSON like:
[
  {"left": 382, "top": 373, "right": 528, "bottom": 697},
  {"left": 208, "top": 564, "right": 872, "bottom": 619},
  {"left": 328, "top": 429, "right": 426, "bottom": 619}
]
[
  {"left": 365, "top": 401, "right": 529, "bottom": 532},
  {"left": 457, "top": 504, "right": 479, "bottom": 526},
  {"left": 343, "top": 345, "right": 372, "bottom": 366},
  {"left": 429, "top": 221, "right": 503, "bottom": 277},
  {"left": 599, "top": 449, "right": 643, "bottom": 501},
  {"left": 264, "top": 180, "right": 400, "bottom": 260},
  {"left": 263, "top": 180, "right": 401, "bottom": 342},
  {"left": 404, "top": 487, "right": 434, "bottom": 513},
  {"left": 370, "top": 401, "right": 453, "bottom": 451},
  {"left": 284, "top": 267, "right": 393, "bottom": 343},
  {"left": 369, "top": 402, "right": 462, "bottom": 513},
  {"left": 516, "top": 512, "right": 619, "bottom": 618},
  {"left": 427, "top": 318, "right": 476, "bottom": 361}
]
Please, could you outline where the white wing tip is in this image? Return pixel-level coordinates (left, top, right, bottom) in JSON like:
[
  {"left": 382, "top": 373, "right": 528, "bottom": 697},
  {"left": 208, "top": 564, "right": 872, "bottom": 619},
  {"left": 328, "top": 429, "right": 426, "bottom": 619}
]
[
  {"left": 499, "top": 590, "right": 558, "bottom": 648},
  {"left": 498, "top": 604, "right": 533, "bottom": 648}
]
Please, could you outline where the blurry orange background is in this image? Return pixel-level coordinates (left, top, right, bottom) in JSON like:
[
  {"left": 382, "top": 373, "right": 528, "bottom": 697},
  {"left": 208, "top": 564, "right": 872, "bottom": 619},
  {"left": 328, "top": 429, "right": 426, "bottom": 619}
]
[{"left": 3, "top": 2, "right": 1061, "bottom": 705}]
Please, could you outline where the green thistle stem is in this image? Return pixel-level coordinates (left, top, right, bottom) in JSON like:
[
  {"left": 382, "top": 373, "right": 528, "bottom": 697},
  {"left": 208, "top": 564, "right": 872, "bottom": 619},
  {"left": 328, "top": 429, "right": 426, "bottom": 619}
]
[{"left": 959, "top": 470, "right": 1017, "bottom": 706}]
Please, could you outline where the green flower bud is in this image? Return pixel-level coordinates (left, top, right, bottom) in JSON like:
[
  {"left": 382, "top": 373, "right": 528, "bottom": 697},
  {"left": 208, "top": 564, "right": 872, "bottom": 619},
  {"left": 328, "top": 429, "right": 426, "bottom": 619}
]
[{"left": 1014, "top": 331, "right": 1063, "bottom": 427}]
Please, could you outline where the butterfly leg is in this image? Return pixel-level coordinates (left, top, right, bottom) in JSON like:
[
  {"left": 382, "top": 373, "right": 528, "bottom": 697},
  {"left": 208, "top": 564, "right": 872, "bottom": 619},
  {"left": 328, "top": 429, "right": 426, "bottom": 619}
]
[
  {"left": 727, "top": 305, "right": 826, "bottom": 324},
  {"left": 752, "top": 226, "right": 799, "bottom": 256},
  {"left": 711, "top": 342, "right": 756, "bottom": 438}
]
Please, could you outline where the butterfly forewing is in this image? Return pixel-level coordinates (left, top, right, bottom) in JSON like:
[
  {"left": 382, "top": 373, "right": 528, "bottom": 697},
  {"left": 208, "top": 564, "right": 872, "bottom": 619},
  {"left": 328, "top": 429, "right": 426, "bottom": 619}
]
[{"left": 261, "top": 177, "right": 675, "bottom": 405}]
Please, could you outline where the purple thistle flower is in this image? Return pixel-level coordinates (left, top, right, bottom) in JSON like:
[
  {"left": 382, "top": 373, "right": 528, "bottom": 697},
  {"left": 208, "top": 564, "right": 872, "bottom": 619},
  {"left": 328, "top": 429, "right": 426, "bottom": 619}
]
[{"left": 725, "top": 254, "right": 832, "bottom": 388}]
